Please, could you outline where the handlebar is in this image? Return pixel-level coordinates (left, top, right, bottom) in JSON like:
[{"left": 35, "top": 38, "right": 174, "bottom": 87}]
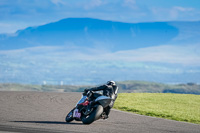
[{"left": 82, "top": 90, "right": 93, "bottom": 97}]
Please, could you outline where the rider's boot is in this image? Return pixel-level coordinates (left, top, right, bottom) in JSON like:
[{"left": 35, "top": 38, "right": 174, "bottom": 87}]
[{"left": 101, "top": 112, "right": 109, "bottom": 120}]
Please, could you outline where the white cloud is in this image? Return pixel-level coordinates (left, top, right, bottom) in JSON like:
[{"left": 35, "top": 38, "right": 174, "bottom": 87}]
[
  {"left": 169, "top": 6, "right": 195, "bottom": 19},
  {"left": 173, "top": 6, "right": 194, "bottom": 12},
  {"left": 83, "top": 0, "right": 103, "bottom": 10},
  {"left": 151, "top": 6, "right": 196, "bottom": 21},
  {"left": 51, "top": 0, "right": 66, "bottom": 5},
  {"left": 2, "top": 44, "right": 200, "bottom": 68},
  {"left": 64, "top": 44, "right": 198, "bottom": 67},
  {"left": 0, "top": 22, "right": 28, "bottom": 34},
  {"left": 123, "top": 0, "right": 137, "bottom": 9},
  {"left": 18, "top": 44, "right": 198, "bottom": 67},
  {"left": 110, "top": 44, "right": 200, "bottom": 66}
]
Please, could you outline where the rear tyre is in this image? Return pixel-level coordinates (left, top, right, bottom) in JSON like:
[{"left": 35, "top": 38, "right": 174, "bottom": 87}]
[
  {"left": 82, "top": 105, "right": 103, "bottom": 124},
  {"left": 65, "top": 110, "right": 74, "bottom": 122}
]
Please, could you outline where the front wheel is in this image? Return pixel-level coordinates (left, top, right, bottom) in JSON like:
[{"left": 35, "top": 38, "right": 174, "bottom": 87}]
[
  {"left": 82, "top": 105, "right": 103, "bottom": 124},
  {"left": 65, "top": 109, "right": 74, "bottom": 122}
]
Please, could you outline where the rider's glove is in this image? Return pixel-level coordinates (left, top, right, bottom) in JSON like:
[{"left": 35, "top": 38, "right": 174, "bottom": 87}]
[
  {"left": 84, "top": 89, "right": 89, "bottom": 93},
  {"left": 83, "top": 89, "right": 89, "bottom": 96}
]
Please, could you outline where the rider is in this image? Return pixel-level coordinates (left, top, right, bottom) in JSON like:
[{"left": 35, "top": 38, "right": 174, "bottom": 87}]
[{"left": 84, "top": 81, "right": 118, "bottom": 119}]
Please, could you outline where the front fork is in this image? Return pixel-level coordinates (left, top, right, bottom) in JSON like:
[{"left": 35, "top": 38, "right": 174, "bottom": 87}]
[{"left": 83, "top": 101, "right": 95, "bottom": 115}]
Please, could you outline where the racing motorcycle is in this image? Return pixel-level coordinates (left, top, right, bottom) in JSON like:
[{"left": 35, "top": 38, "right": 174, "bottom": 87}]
[{"left": 65, "top": 90, "right": 115, "bottom": 124}]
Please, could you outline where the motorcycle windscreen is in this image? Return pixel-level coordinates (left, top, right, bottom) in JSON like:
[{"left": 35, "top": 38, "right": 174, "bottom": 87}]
[
  {"left": 76, "top": 95, "right": 87, "bottom": 106},
  {"left": 95, "top": 96, "right": 112, "bottom": 108}
]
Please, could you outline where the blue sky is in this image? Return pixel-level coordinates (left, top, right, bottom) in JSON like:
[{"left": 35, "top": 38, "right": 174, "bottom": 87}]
[
  {"left": 0, "top": 0, "right": 200, "bottom": 84},
  {"left": 0, "top": 0, "right": 200, "bottom": 34}
]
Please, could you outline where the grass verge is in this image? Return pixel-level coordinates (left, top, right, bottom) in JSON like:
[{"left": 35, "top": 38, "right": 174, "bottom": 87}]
[{"left": 113, "top": 93, "right": 200, "bottom": 124}]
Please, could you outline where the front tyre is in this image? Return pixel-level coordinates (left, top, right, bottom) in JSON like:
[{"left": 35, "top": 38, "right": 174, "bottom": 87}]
[
  {"left": 82, "top": 105, "right": 103, "bottom": 124},
  {"left": 65, "top": 109, "right": 74, "bottom": 122}
]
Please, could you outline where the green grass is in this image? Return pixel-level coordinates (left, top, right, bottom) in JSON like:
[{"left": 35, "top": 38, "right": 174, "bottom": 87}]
[{"left": 114, "top": 93, "right": 200, "bottom": 124}]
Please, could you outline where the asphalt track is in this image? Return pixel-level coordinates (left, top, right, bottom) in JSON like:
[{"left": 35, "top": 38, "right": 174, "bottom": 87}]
[{"left": 0, "top": 91, "right": 200, "bottom": 133}]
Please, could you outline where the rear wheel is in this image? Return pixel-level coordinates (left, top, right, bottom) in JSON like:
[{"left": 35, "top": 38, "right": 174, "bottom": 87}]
[
  {"left": 82, "top": 105, "right": 103, "bottom": 124},
  {"left": 65, "top": 109, "right": 74, "bottom": 122}
]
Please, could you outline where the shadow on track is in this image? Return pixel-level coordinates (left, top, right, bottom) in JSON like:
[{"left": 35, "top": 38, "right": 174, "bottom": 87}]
[{"left": 12, "top": 121, "right": 83, "bottom": 125}]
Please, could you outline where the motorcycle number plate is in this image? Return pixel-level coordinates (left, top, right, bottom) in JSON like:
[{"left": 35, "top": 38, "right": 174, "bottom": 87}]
[{"left": 73, "top": 109, "right": 81, "bottom": 118}]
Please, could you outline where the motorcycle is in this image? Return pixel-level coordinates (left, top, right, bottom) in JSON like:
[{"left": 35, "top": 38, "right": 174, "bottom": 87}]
[{"left": 65, "top": 91, "right": 114, "bottom": 124}]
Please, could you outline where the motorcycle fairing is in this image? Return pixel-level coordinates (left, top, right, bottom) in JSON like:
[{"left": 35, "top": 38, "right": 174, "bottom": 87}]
[
  {"left": 95, "top": 96, "right": 112, "bottom": 108},
  {"left": 76, "top": 95, "right": 87, "bottom": 106}
]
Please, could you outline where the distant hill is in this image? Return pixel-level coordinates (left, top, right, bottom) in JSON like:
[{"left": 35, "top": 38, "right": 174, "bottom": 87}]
[
  {"left": 1, "top": 81, "right": 200, "bottom": 95},
  {"left": 117, "top": 81, "right": 200, "bottom": 94}
]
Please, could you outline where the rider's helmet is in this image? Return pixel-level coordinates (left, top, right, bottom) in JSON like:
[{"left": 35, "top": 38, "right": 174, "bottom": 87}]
[{"left": 107, "top": 81, "right": 116, "bottom": 86}]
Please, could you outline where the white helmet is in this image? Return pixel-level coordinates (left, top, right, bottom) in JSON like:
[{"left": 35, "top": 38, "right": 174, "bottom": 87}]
[{"left": 107, "top": 81, "right": 116, "bottom": 86}]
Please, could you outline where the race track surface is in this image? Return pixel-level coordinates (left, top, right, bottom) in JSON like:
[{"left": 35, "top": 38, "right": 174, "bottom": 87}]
[{"left": 0, "top": 91, "right": 199, "bottom": 133}]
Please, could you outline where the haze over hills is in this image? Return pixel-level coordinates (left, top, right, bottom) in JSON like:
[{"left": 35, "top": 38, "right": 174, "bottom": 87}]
[{"left": 0, "top": 18, "right": 200, "bottom": 85}]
